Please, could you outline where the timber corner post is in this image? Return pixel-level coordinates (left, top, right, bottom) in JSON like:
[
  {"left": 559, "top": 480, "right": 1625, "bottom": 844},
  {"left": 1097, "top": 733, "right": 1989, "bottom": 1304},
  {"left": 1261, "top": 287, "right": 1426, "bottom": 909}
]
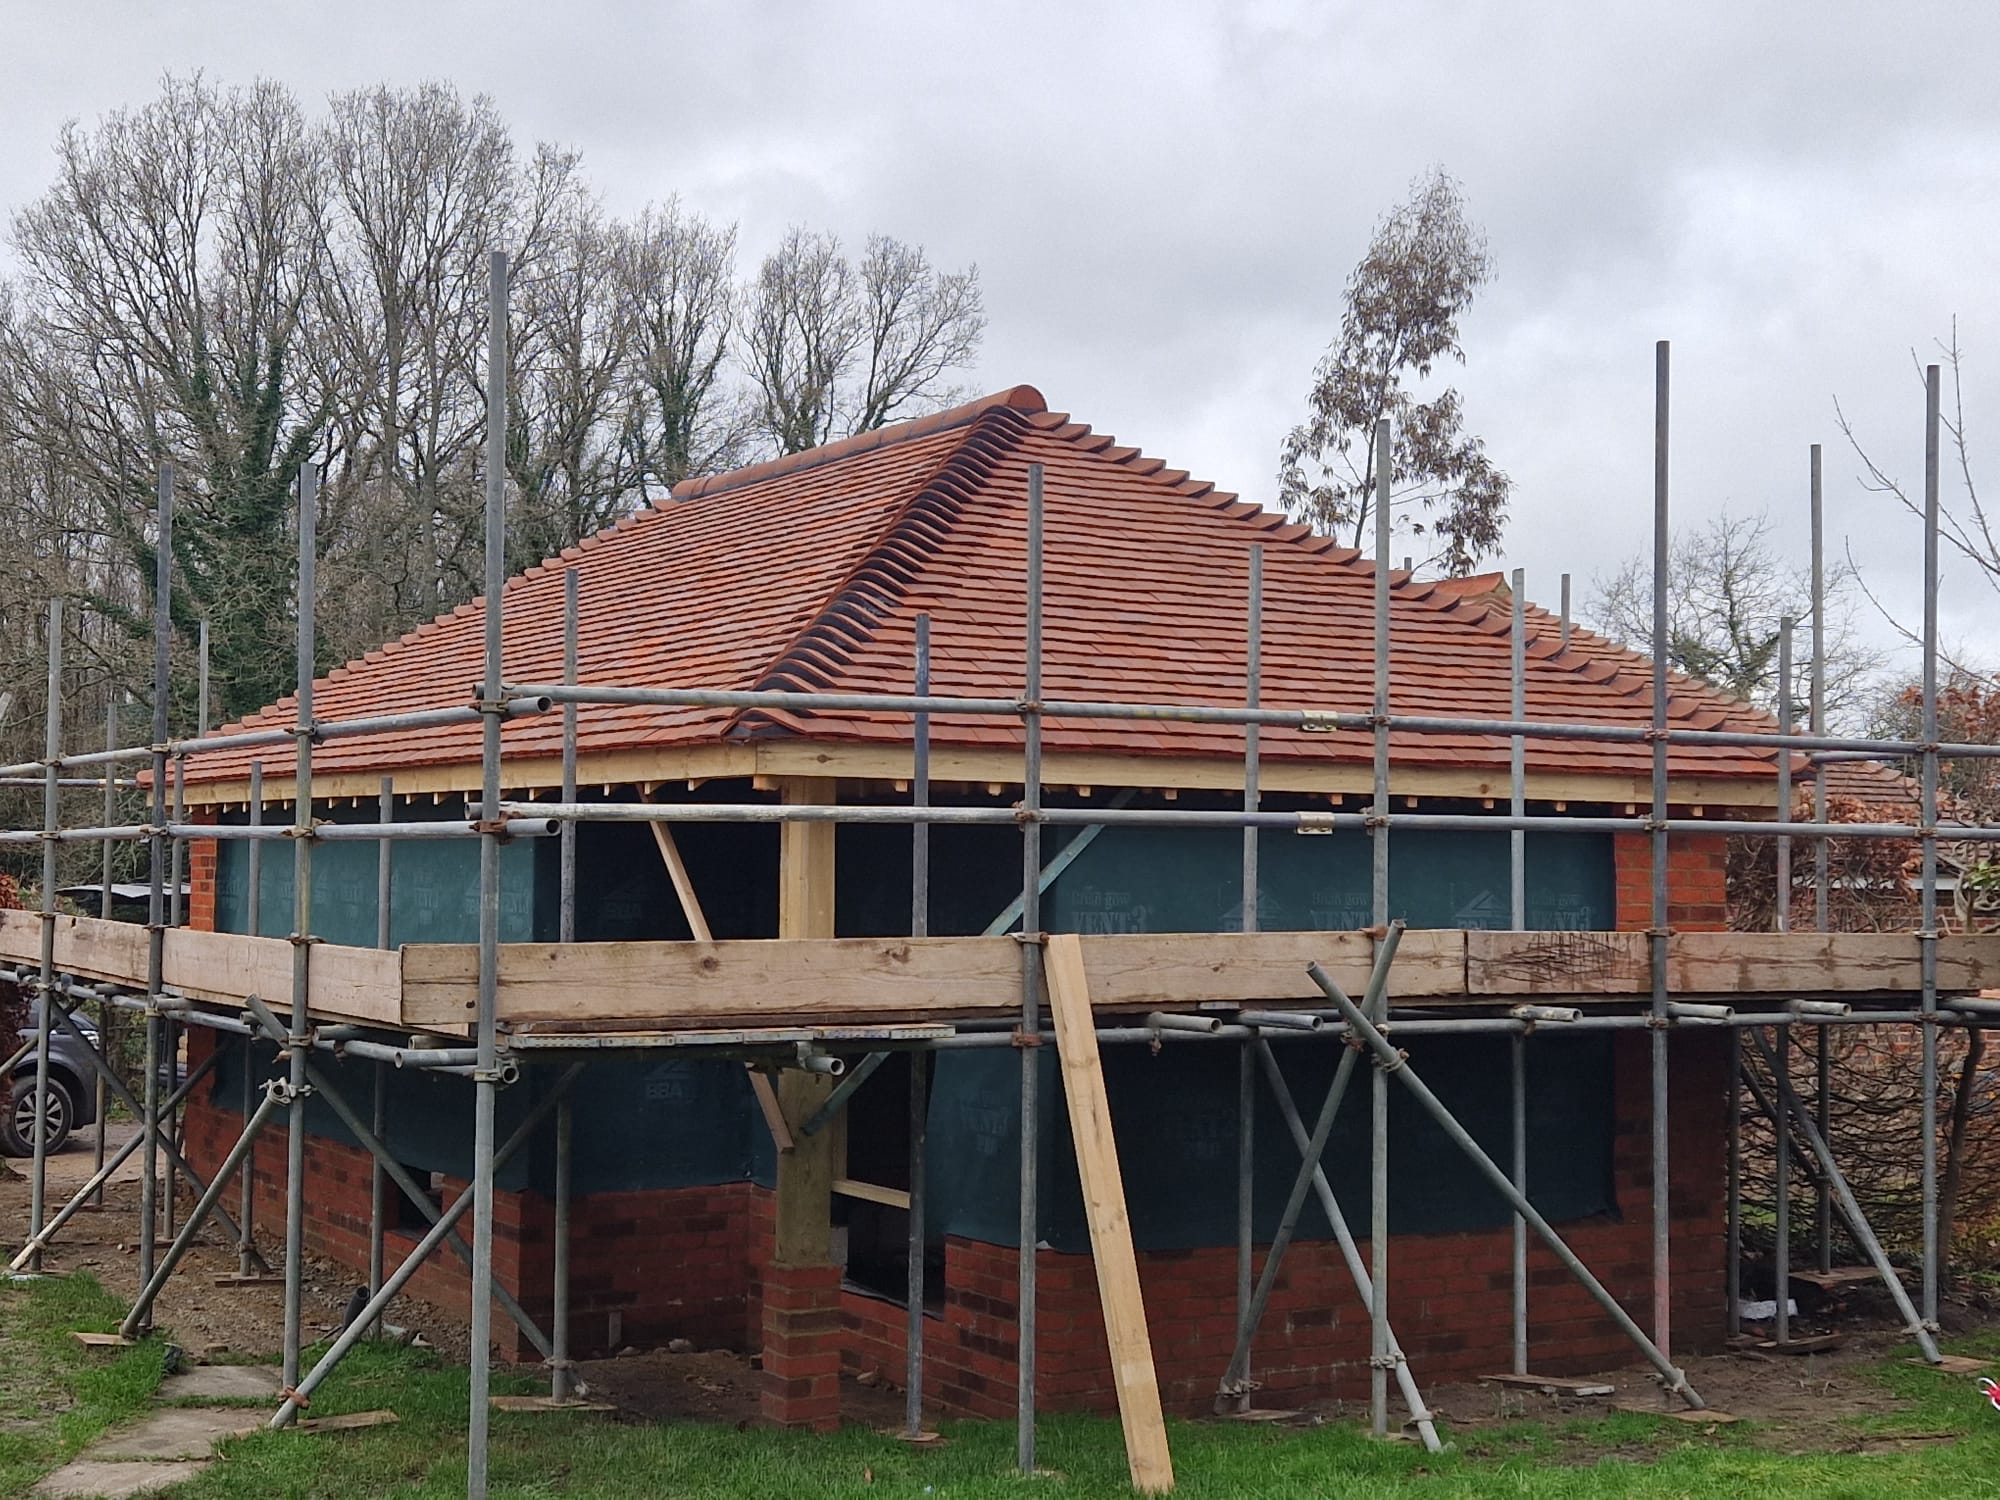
[{"left": 760, "top": 776, "right": 843, "bottom": 1432}]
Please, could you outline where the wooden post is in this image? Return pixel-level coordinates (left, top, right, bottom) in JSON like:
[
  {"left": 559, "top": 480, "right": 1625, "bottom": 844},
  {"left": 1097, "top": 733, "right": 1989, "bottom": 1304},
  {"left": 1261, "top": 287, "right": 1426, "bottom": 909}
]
[
  {"left": 760, "top": 778, "right": 844, "bottom": 1431},
  {"left": 774, "top": 777, "right": 837, "bottom": 1264},
  {"left": 1045, "top": 933, "right": 1175, "bottom": 1494}
]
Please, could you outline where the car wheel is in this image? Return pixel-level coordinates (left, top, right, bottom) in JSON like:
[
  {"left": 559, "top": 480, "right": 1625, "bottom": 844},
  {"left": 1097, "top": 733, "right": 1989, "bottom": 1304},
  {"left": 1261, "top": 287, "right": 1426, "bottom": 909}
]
[{"left": 1, "top": 1073, "right": 75, "bottom": 1157}]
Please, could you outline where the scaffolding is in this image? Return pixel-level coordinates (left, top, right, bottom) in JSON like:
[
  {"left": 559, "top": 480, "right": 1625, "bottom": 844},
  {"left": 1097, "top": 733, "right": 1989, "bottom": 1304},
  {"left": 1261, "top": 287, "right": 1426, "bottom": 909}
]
[{"left": 1, "top": 254, "right": 1993, "bottom": 1496}]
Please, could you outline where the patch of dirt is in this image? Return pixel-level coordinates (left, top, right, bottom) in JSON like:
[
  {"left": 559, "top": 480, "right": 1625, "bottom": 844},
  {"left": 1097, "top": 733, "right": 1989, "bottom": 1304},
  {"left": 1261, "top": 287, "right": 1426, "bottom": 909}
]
[
  {"left": 0, "top": 1123, "right": 471, "bottom": 1366},
  {"left": 1424, "top": 1313, "right": 1970, "bottom": 1455},
  {"left": 578, "top": 1346, "right": 911, "bottom": 1431}
]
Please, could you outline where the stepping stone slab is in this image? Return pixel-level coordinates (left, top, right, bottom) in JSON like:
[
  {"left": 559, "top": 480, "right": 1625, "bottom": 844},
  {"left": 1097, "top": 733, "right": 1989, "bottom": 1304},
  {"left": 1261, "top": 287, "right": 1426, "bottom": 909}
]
[
  {"left": 156, "top": 1365, "right": 284, "bottom": 1401},
  {"left": 34, "top": 1458, "right": 213, "bottom": 1497},
  {"left": 90, "top": 1407, "right": 264, "bottom": 1461}
]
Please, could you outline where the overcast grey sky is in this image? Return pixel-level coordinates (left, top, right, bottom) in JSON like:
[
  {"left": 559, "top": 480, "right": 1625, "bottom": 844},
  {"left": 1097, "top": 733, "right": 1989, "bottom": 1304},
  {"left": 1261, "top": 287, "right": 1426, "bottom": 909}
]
[{"left": 3, "top": 0, "right": 1994, "bottom": 684}]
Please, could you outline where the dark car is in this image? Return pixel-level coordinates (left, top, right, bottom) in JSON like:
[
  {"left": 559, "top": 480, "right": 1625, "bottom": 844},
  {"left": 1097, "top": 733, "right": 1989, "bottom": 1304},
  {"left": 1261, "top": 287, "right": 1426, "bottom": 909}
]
[{"left": 2, "top": 999, "right": 103, "bottom": 1156}]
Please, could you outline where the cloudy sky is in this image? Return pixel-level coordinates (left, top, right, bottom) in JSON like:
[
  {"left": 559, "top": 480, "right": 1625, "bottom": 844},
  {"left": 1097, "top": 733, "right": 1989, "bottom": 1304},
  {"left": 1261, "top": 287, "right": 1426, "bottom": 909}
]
[{"left": 4, "top": 0, "right": 1995, "bottom": 685}]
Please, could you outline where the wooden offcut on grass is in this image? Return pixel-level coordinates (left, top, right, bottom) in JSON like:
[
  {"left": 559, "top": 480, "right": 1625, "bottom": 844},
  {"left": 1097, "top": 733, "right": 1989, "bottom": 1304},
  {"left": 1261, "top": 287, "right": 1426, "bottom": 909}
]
[{"left": 8, "top": 1275, "right": 2000, "bottom": 1497}]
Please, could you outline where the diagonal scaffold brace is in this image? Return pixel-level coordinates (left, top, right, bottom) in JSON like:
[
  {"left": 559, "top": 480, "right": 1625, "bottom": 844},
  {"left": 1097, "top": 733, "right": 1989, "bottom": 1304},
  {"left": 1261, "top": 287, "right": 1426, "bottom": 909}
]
[
  {"left": 239, "top": 993, "right": 554, "bottom": 1360},
  {"left": 8, "top": 1032, "right": 227, "bottom": 1273},
  {"left": 121, "top": 1077, "right": 288, "bottom": 1338},
  {"left": 1309, "top": 960, "right": 1706, "bottom": 1410},
  {"left": 1251, "top": 1037, "right": 1444, "bottom": 1451},
  {"left": 1746, "top": 1029, "right": 1943, "bottom": 1364},
  {"left": 1214, "top": 924, "right": 1406, "bottom": 1416},
  {"left": 29, "top": 997, "right": 261, "bottom": 1272},
  {"left": 269, "top": 1061, "right": 586, "bottom": 1430}
]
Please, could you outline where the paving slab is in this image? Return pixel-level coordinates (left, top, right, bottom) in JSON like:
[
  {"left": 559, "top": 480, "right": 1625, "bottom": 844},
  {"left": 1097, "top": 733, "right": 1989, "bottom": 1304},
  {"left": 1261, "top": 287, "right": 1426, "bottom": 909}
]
[
  {"left": 155, "top": 1365, "right": 283, "bottom": 1401},
  {"left": 33, "top": 1458, "right": 213, "bottom": 1497},
  {"left": 88, "top": 1407, "right": 263, "bottom": 1461}
]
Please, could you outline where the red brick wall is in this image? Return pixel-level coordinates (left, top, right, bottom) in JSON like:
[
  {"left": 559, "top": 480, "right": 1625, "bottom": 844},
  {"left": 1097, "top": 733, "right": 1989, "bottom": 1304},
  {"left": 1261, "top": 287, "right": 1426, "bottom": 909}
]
[
  {"left": 187, "top": 811, "right": 218, "bottom": 933},
  {"left": 836, "top": 1027, "right": 1726, "bottom": 1415},
  {"left": 183, "top": 1018, "right": 1726, "bottom": 1416},
  {"left": 1614, "top": 832, "right": 1729, "bottom": 932},
  {"left": 179, "top": 1028, "right": 765, "bottom": 1362}
]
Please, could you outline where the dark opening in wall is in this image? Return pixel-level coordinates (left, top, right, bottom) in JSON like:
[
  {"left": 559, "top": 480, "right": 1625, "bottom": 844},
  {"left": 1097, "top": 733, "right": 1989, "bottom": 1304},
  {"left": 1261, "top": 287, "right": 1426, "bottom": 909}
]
[
  {"left": 395, "top": 1167, "right": 445, "bottom": 1233},
  {"left": 837, "top": 1051, "right": 943, "bottom": 1310}
]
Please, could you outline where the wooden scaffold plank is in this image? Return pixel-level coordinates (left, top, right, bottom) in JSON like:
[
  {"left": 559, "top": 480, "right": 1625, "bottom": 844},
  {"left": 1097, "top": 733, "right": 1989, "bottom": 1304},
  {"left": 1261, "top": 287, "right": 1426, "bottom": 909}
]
[{"left": 1044, "top": 931, "right": 1174, "bottom": 1495}]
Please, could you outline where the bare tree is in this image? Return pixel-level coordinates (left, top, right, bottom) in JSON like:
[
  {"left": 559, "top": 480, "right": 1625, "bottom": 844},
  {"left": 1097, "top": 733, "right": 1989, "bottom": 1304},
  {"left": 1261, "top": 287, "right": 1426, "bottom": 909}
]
[
  {"left": 1587, "top": 510, "right": 1885, "bottom": 726},
  {"left": 1837, "top": 322, "right": 1996, "bottom": 676},
  {"left": 1279, "top": 168, "right": 1510, "bottom": 574},
  {"left": 743, "top": 229, "right": 984, "bottom": 455},
  {"left": 8, "top": 73, "right": 327, "bottom": 720},
  {"left": 0, "top": 73, "right": 992, "bottom": 747},
  {"left": 610, "top": 200, "right": 743, "bottom": 497},
  {"left": 315, "top": 82, "right": 520, "bottom": 640}
]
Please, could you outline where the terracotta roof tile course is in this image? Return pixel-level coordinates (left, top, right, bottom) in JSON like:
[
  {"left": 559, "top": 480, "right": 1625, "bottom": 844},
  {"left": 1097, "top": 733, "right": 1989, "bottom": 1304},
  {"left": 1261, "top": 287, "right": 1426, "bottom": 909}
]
[{"left": 183, "top": 387, "right": 1786, "bottom": 793}]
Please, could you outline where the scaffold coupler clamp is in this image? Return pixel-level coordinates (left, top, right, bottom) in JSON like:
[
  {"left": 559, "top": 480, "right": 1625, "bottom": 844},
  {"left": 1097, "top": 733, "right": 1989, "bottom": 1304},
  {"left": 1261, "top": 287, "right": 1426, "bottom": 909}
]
[
  {"left": 1212, "top": 1376, "right": 1261, "bottom": 1411},
  {"left": 266, "top": 1077, "right": 308, "bottom": 1106},
  {"left": 1367, "top": 1353, "right": 1401, "bottom": 1370}
]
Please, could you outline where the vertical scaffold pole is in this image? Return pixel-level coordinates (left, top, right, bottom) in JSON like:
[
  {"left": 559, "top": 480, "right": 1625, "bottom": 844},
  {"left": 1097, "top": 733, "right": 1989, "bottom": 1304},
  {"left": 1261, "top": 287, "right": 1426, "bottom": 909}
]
[
  {"left": 241, "top": 760, "right": 262, "bottom": 1278},
  {"left": 1725, "top": 1026, "right": 1742, "bottom": 1336},
  {"left": 1921, "top": 363, "right": 1941, "bottom": 1326},
  {"left": 138, "top": 465, "right": 174, "bottom": 1315},
  {"left": 1237, "top": 545, "right": 1262, "bottom": 1395},
  {"left": 907, "top": 610, "right": 931, "bottom": 1438},
  {"left": 281, "top": 461, "right": 319, "bottom": 1392},
  {"left": 553, "top": 565, "right": 579, "bottom": 1404},
  {"left": 560, "top": 568, "right": 578, "bottom": 945},
  {"left": 371, "top": 775, "right": 393, "bottom": 1336},
  {"left": 1774, "top": 618, "right": 1795, "bottom": 1346},
  {"left": 93, "top": 692, "right": 117, "bottom": 1210},
  {"left": 1810, "top": 445, "right": 1833, "bottom": 1271},
  {"left": 467, "top": 249, "right": 511, "bottom": 1500},
  {"left": 551, "top": 1097, "right": 573, "bottom": 1401},
  {"left": 1369, "top": 418, "right": 1392, "bottom": 1438},
  {"left": 1016, "top": 463, "right": 1046, "bottom": 1476},
  {"left": 27, "top": 597, "right": 64, "bottom": 1273},
  {"left": 1777, "top": 619, "right": 1794, "bottom": 931},
  {"left": 1509, "top": 566, "right": 1527, "bottom": 1374},
  {"left": 1649, "top": 340, "right": 1672, "bottom": 1359}
]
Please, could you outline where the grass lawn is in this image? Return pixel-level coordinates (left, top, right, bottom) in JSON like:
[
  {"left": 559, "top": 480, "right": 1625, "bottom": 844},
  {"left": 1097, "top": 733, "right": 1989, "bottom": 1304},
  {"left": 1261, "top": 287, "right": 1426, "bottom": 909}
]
[{"left": 7, "top": 1275, "right": 2000, "bottom": 1498}]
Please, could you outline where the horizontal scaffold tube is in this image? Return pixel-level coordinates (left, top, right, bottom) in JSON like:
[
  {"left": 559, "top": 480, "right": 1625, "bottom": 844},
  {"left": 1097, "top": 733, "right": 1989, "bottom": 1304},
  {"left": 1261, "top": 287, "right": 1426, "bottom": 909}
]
[
  {"left": 496, "top": 800, "right": 1993, "bottom": 844},
  {"left": 504, "top": 679, "right": 2000, "bottom": 762},
  {"left": 0, "top": 819, "right": 557, "bottom": 847},
  {"left": 0, "top": 698, "right": 549, "bottom": 781}
]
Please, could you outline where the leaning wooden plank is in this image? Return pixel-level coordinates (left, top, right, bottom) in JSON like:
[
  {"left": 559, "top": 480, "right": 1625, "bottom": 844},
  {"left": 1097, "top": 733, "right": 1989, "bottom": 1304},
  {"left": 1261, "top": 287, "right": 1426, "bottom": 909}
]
[{"left": 1045, "top": 932, "right": 1174, "bottom": 1495}]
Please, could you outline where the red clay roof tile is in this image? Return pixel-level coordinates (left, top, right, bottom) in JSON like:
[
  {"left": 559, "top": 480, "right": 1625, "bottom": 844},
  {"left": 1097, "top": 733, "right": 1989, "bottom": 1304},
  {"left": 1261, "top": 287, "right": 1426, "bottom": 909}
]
[{"left": 182, "top": 389, "right": 1786, "bottom": 792}]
